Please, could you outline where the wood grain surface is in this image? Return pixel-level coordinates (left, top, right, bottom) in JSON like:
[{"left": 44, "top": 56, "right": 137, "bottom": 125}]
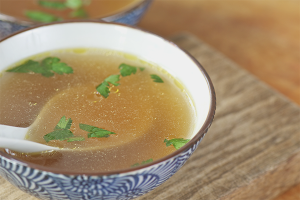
[
  {"left": 138, "top": 1, "right": 300, "bottom": 199},
  {"left": 1, "top": 33, "right": 299, "bottom": 200}
]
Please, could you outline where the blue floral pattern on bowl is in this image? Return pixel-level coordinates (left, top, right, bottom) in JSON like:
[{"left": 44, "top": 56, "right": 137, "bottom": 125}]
[{"left": 0, "top": 135, "right": 205, "bottom": 200}]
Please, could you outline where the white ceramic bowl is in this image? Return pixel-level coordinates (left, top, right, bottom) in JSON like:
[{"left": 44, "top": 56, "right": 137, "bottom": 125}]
[{"left": 0, "top": 21, "right": 216, "bottom": 200}]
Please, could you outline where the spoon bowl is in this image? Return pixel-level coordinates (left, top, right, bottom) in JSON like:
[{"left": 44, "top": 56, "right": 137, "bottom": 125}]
[{"left": 0, "top": 124, "right": 59, "bottom": 152}]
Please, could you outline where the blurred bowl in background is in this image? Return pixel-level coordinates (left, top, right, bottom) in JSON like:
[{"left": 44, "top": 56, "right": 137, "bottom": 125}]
[{"left": 0, "top": 0, "right": 152, "bottom": 38}]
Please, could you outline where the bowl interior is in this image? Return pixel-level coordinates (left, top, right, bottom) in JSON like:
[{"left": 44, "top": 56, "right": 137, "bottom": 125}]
[{"left": 0, "top": 21, "right": 211, "bottom": 140}]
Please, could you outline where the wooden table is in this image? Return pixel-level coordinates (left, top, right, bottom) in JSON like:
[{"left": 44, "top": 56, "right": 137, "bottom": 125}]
[{"left": 138, "top": 0, "right": 300, "bottom": 199}]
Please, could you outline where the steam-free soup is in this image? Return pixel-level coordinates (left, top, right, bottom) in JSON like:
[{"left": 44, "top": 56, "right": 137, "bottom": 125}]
[{"left": 0, "top": 49, "right": 196, "bottom": 172}]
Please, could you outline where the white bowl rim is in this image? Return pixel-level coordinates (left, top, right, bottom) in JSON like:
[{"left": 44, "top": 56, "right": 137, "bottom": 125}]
[{"left": 0, "top": 20, "right": 216, "bottom": 176}]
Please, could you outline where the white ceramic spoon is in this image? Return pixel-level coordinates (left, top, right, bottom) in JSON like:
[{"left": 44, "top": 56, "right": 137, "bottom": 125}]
[{"left": 0, "top": 124, "right": 59, "bottom": 153}]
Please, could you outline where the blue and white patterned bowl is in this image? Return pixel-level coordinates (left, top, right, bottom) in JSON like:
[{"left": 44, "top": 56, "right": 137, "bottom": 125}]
[
  {"left": 0, "top": 21, "right": 216, "bottom": 200},
  {"left": 0, "top": 0, "right": 152, "bottom": 39}
]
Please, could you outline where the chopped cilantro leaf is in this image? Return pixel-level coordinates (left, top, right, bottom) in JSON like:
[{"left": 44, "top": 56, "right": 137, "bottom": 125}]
[
  {"left": 6, "top": 60, "right": 39, "bottom": 73},
  {"left": 25, "top": 10, "right": 61, "bottom": 23},
  {"left": 52, "top": 62, "right": 74, "bottom": 74},
  {"left": 119, "top": 63, "right": 137, "bottom": 77},
  {"left": 6, "top": 57, "right": 73, "bottom": 77},
  {"left": 151, "top": 74, "right": 164, "bottom": 83},
  {"left": 38, "top": 0, "right": 66, "bottom": 9},
  {"left": 95, "top": 63, "right": 144, "bottom": 98},
  {"left": 41, "top": 57, "right": 60, "bottom": 67},
  {"left": 44, "top": 116, "right": 74, "bottom": 142},
  {"left": 70, "top": 7, "right": 88, "bottom": 18},
  {"left": 41, "top": 57, "right": 73, "bottom": 75},
  {"left": 44, "top": 129, "right": 74, "bottom": 143},
  {"left": 65, "top": 0, "right": 83, "bottom": 9},
  {"left": 54, "top": 116, "right": 72, "bottom": 130},
  {"left": 96, "top": 81, "right": 110, "bottom": 98},
  {"left": 131, "top": 159, "right": 153, "bottom": 167},
  {"left": 96, "top": 75, "right": 120, "bottom": 98},
  {"left": 105, "top": 75, "right": 120, "bottom": 86},
  {"left": 79, "top": 124, "right": 116, "bottom": 138},
  {"left": 164, "top": 138, "right": 190, "bottom": 150},
  {"left": 66, "top": 136, "right": 85, "bottom": 142}
]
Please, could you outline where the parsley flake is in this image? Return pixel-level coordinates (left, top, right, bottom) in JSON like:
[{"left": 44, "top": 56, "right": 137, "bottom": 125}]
[
  {"left": 65, "top": 0, "right": 83, "bottom": 9},
  {"left": 79, "top": 124, "right": 116, "bottom": 138},
  {"left": 25, "top": 11, "right": 61, "bottom": 22},
  {"left": 105, "top": 74, "right": 120, "bottom": 86},
  {"left": 44, "top": 129, "right": 74, "bottom": 143},
  {"left": 66, "top": 136, "right": 85, "bottom": 142},
  {"left": 96, "top": 81, "right": 110, "bottom": 98},
  {"left": 43, "top": 116, "right": 85, "bottom": 143},
  {"left": 151, "top": 74, "right": 164, "bottom": 83},
  {"left": 70, "top": 7, "right": 88, "bottom": 18},
  {"left": 131, "top": 159, "right": 153, "bottom": 167},
  {"left": 96, "top": 63, "right": 145, "bottom": 98},
  {"left": 44, "top": 116, "right": 74, "bottom": 142},
  {"left": 96, "top": 75, "right": 120, "bottom": 98},
  {"left": 54, "top": 116, "right": 72, "bottom": 130},
  {"left": 38, "top": 0, "right": 66, "bottom": 9},
  {"left": 119, "top": 63, "right": 137, "bottom": 77},
  {"left": 6, "top": 60, "right": 39, "bottom": 73},
  {"left": 164, "top": 138, "right": 190, "bottom": 150},
  {"left": 7, "top": 57, "right": 73, "bottom": 77}
]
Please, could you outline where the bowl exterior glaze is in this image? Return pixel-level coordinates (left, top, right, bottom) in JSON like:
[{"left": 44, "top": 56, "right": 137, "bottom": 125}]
[
  {"left": 0, "top": 136, "right": 204, "bottom": 200},
  {"left": 0, "top": 0, "right": 152, "bottom": 39}
]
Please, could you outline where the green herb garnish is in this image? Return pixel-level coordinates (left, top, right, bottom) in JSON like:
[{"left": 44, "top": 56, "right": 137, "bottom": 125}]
[
  {"left": 104, "top": 74, "right": 121, "bottom": 86},
  {"left": 38, "top": 0, "right": 67, "bottom": 9},
  {"left": 43, "top": 116, "right": 86, "bottom": 142},
  {"left": 150, "top": 74, "right": 164, "bottom": 83},
  {"left": 25, "top": 10, "right": 61, "bottom": 22},
  {"left": 54, "top": 115, "right": 72, "bottom": 130},
  {"left": 164, "top": 138, "right": 190, "bottom": 150},
  {"left": 96, "top": 63, "right": 142, "bottom": 98},
  {"left": 70, "top": 7, "right": 88, "bottom": 18},
  {"left": 79, "top": 124, "right": 116, "bottom": 138},
  {"left": 96, "top": 75, "right": 120, "bottom": 98},
  {"left": 131, "top": 159, "right": 153, "bottom": 167},
  {"left": 119, "top": 63, "right": 137, "bottom": 77},
  {"left": 96, "top": 81, "right": 110, "bottom": 98},
  {"left": 26, "top": 0, "right": 89, "bottom": 21},
  {"left": 66, "top": 136, "right": 85, "bottom": 142},
  {"left": 6, "top": 60, "right": 39, "bottom": 73},
  {"left": 6, "top": 57, "right": 73, "bottom": 77},
  {"left": 44, "top": 116, "right": 74, "bottom": 142},
  {"left": 65, "top": 0, "right": 83, "bottom": 9}
]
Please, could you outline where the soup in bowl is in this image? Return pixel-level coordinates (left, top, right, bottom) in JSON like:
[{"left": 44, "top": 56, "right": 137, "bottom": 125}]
[{"left": 0, "top": 21, "right": 216, "bottom": 200}]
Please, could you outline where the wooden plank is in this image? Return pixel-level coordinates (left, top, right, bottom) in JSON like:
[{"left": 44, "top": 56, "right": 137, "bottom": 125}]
[{"left": 0, "top": 33, "right": 299, "bottom": 200}]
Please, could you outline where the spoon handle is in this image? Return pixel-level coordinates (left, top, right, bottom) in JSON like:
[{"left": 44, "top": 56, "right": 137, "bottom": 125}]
[{"left": 0, "top": 138, "right": 59, "bottom": 153}]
